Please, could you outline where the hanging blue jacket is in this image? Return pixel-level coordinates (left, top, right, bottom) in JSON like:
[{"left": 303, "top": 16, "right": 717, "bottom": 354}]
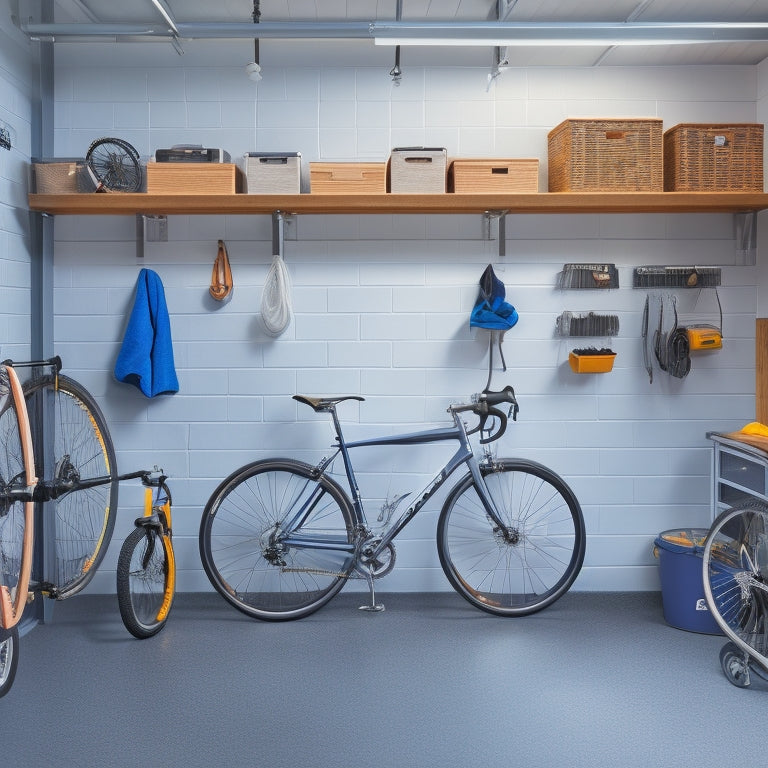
[{"left": 114, "top": 268, "right": 179, "bottom": 397}]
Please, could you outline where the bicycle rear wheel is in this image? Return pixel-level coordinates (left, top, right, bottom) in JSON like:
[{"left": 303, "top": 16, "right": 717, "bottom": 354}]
[
  {"left": 199, "top": 459, "right": 356, "bottom": 621},
  {"left": 117, "top": 526, "right": 175, "bottom": 639},
  {"left": 703, "top": 501, "right": 768, "bottom": 684},
  {"left": 24, "top": 373, "right": 118, "bottom": 599},
  {"left": 0, "top": 625, "right": 19, "bottom": 698},
  {"left": 437, "top": 459, "right": 585, "bottom": 616},
  {"left": 0, "top": 364, "right": 35, "bottom": 630}
]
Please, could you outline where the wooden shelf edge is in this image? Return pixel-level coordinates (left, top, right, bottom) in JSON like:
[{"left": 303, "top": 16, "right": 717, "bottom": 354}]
[{"left": 28, "top": 191, "right": 768, "bottom": 216}]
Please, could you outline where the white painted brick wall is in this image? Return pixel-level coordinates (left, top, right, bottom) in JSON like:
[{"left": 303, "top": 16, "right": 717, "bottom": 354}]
[{"left": 42, "top": 42, "right": 766, "bottom": 596}]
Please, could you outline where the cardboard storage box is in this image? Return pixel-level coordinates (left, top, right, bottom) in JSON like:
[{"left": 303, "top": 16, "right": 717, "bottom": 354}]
[
  {"left": 389, "top": 147, "right": 447, "bottom": 193},
  {"left": 449, "top": 159, "right": 539, "bottom": 193},
  {"left": 663, "top": 123, "right": 764, "bottom": 192},
  {"left": 146, "top": 163, "right": 241, "bottom": 194},
  {"left": 548, "top": 118, "right": 663, "bottom": 192},
  {"left": 309, "top": 162, "right": 386, "bottom": 194},
  {"left": 244, "top": 152, "right": 301, "bottom": 194}
]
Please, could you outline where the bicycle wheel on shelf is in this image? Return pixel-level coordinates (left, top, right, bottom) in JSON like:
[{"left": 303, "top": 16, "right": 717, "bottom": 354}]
[
  {"left": 0, "top": 625, "right": 19, "bottom": 698},
  {"left": 437, "top": 458, "right": 586, "bottom": 616},
  {"left": 0, "top": 364, "right": 36, "bottom": 630},
  {"left": 199, "top": 459, "right": 357, "bottom": 621},
  {"left": 702, "top": 501, "right": 768, "bottom": 686},
  {"left": 117, "top": 526, "right": 175, "bottom": 639},
  {"left": 23, "top": 373, "right": 118, "bottom": 599},
  {"left": 86, "top": 137, "right": 142, "bottom": 192}
]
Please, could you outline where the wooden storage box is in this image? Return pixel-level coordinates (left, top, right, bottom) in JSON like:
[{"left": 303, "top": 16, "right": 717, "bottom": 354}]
[
  {"left": 548, "top": 118, "right": 663, "bottom": 192},
  {"left": 146, "top": 163, "right": 241, "bottom": 194},
  {"left": 309, "top": 162, "right": 386, "bottom": 194},
  {"left": 663, "top": 123, "right": 764, "bottom": 192},
  {"left": 389, "top": 147, "right": 447, "bottom": 193},
  {"left": 449, "top": 158, "right": 539, "bottom": 193},
  {"left": 244, "top": 152, "right": 301, "bottom": 194}
]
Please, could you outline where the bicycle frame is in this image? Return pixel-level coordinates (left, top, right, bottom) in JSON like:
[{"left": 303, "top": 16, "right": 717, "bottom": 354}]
[{"left": 281, "top": 406, "right": 506, "bottom": 566}]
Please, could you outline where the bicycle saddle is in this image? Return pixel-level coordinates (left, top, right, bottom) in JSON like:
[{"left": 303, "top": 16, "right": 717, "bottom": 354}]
[{"left": 293, "top": 395, "right": 365, "bottom": 412}]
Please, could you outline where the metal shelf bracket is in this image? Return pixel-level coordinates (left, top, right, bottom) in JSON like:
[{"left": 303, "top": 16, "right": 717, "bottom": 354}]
[
  {"left": 735, "top": 210, "right": 758, "bottom": 266},
  {"left": 483, "top": 210, "right": 508, "bottom": 257}
]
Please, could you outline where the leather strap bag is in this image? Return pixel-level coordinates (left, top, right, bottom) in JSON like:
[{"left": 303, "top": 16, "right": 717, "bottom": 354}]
[{"left": 210, "top": 239, "right": 233, "bottom": 301}]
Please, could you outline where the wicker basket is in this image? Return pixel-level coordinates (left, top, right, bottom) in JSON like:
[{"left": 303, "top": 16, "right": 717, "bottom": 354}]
[
  {"left": 548, "top": 118, "right": 663, "bottom": 192},
  {"left": 32, "top": 161, "right": 83, "bottom": 193},
  {"left": 663, "top": 123, "right": 764, "bottom": 192}
]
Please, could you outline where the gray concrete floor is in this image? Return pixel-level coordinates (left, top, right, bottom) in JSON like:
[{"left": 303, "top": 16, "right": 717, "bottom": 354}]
[{"left": 1, "top": 591, "right": 760, "bottom": 768}]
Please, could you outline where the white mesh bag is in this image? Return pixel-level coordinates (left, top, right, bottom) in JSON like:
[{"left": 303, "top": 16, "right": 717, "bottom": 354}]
[{"left": 261, "top": 253, "right": 292, "bottom": 336}]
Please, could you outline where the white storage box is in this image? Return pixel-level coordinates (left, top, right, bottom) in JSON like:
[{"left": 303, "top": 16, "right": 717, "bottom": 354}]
[
  {"left": 389, "top": 147, "right": 447, "bottom": 193},
  {"left": 245, "top": 152, "right": 301, "bottom": 194}
]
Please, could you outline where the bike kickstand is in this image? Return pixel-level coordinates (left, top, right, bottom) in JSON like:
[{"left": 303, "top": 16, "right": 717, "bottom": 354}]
[{"left": 359, "top": 567, "right": 385, "bottom": 613}]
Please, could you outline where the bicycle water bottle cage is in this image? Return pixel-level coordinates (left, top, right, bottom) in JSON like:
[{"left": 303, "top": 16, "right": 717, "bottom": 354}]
[{"left": 293, "top": 395, "right": 365, "bottom": 412}]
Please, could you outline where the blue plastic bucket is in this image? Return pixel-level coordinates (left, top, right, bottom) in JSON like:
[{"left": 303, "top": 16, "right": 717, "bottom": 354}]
[{"left": 653, "top": 528, "right": 722, "bottom": 635}]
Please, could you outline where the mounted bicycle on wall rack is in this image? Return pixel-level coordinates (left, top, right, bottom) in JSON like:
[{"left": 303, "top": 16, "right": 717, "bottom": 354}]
[
  {"left": 0, "top": 357, "right": 176, "bottom": 697},
  {"left": 200, "top": 385, "right": 586, "bottom": 621}
]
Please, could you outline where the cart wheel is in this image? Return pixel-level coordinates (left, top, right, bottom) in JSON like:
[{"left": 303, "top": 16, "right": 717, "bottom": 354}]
[{"left": 720, "top": 642, "right": 751, "bottom": 688}]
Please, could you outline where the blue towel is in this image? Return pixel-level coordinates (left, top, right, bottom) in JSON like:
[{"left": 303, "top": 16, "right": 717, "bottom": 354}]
[{"left": 114, "top": 268, "right": 179, "bottom": 397}]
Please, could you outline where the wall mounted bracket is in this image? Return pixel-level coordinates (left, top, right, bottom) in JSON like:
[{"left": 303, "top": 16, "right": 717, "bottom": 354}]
[
  {"left": 735, "top": 210, "right": 758, "bottom": 265},
  {"left": 272, "top": 210, "right": 296, "bottom": 256},
  {"left": 136, "top": 214, "right": 168, "bottom": 258},
  {"left": 483, "top": 210, "right": 508, "bottom": 257}
]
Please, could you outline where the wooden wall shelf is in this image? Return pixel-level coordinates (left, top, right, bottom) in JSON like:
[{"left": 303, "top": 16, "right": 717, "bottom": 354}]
[{"left": 28, "top": 191, "right": 768, "bottom": 217}]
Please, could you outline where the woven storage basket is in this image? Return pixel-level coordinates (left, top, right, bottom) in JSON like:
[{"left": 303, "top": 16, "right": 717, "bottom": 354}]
[
  {"left": 663, "top": 123, "right": 764, "bottom": 192},
  {"left": 449, "top": 159, "right": 539, "bottom": 193},
  {"left": 244, "top": 152, "right": 301, "bottom": 194},
  {"left": 548, "top": 118, "right": 663, "bottom": 192},
  {"left": 33, "top": 161, "right": 82, "bottom": 193},
  {"left": 389, "top": 148, "right": 447, "bottom": 193}
]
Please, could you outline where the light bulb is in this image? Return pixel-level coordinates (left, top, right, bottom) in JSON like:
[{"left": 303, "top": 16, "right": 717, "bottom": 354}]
[{"left": 245, "top": 62, "right": 262, "bottom": 82}]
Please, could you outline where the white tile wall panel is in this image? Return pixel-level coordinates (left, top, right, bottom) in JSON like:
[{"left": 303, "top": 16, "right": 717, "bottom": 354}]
[
  {"left": 228, "top": 368, "right": 296, "bottom": 396},
  {"left": 111, "top": 422, "right": 190, "bottom": 451},
  {"left": 295, "top": 368, "right": 360, "bottom": 395}
]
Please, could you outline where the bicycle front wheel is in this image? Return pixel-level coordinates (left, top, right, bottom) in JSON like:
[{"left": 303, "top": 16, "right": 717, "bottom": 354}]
[
  {"left": 703, "top": 502, "right": 768, "bottom": 675},
  {"left": 117, "top": 526, "right": 175, "bottom": 639},
  {"left": 199, "top": 459, "right": 356, "bottom": 621},
  {"left": 438, "top": 459, "right": 586, "bottom": 616},
  {"left": 24, "top": 374, "right": 118, "bottom": 598},
  {"left": 0, "top": 364, "right": 35, "bottom": 630},
  {"left": 0, "top": 625, "right": 19, "bottom": 698}
]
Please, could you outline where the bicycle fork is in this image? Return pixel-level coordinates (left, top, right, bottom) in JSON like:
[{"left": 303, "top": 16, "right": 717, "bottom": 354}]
[{"left": 135, "top": 484, "right": 175, "bottom": 623}]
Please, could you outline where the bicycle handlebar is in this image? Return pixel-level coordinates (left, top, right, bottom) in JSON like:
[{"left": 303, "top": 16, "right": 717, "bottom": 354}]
[{"left": 450, "top": 385, "right": 519, "bottom": 444}]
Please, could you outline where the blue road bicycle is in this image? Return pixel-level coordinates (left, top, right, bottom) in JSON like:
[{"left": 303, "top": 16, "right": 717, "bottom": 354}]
[{"left": 199, "top": 387, "right": 585, "bottom": 621}]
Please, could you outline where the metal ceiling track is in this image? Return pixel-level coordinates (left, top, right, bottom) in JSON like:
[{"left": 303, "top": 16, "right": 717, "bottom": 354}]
[{"left": 20, "top": 20, "right": 768, "bottom": 45}]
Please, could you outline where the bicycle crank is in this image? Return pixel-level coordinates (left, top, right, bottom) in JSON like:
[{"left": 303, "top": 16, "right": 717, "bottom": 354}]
[{"left": 357, "top": 538, "right": 396, "bottom": 579}]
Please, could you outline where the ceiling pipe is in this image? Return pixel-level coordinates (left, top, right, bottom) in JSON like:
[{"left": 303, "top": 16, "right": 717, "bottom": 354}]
[{"left": 20, "top": 20, "right": 768, "bottom": 45}]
